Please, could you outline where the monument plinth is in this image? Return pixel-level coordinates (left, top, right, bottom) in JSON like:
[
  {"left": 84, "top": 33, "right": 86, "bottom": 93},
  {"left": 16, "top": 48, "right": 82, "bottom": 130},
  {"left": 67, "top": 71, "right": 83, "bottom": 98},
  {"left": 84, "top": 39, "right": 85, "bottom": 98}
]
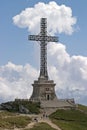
[{"left": 30, "top": 79, "right": 57, "bottom": 101}]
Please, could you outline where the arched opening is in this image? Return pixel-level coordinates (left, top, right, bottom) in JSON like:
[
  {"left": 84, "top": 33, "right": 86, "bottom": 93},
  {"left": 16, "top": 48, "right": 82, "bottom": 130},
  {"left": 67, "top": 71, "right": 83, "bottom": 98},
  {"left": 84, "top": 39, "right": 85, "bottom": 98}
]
[{"left": 47, "top": 94, "right": 50, "bottom": 100}]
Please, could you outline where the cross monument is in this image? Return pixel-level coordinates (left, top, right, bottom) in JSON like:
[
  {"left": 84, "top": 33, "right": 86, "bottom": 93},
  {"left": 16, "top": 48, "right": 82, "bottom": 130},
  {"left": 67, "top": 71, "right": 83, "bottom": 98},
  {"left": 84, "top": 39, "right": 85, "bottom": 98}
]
[
  {"left": 28, "top": 18, "right": 58, "bottom": 101},
  {"left": 29, "top": 18, "right": 58, "bottom": 80}
]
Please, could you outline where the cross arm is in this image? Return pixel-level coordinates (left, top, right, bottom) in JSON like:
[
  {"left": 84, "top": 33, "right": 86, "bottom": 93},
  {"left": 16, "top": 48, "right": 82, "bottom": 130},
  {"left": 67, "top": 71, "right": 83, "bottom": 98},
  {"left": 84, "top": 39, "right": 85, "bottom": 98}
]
[
  {"left": 46, "top": 36, "right": 58, "bottom": 42},
  {"left": 29, "top": 35, "right": 58, "bottom": 42},
  {"left": 29, "top": 35, "right": 41, "bottom": 41}
]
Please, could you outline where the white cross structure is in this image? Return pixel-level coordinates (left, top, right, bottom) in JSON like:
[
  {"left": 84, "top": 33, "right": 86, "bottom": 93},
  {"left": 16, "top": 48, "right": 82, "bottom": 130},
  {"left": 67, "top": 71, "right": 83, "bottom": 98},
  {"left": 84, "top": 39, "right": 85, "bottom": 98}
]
[{"left": 28, "top": 18, "right": 58, "bottom": 80}]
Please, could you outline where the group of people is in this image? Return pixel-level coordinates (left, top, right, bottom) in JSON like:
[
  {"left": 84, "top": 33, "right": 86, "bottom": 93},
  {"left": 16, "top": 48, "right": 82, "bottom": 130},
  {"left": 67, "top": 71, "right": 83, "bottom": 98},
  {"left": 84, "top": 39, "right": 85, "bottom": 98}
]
[{"left": 33, "top": 111, "right": 48, "bottom": 122}]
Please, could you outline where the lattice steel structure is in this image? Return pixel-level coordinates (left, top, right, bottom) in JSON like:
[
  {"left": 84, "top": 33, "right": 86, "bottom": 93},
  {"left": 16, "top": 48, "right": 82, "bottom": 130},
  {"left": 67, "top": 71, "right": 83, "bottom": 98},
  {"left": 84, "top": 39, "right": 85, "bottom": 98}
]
[{"left": 29, "top": 18, "right": 58, "bottom": 80}]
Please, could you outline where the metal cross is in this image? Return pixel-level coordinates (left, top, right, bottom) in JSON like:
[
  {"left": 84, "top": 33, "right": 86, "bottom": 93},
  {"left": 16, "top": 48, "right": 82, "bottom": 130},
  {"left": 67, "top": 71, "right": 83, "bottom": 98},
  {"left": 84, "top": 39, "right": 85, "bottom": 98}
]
[{"left": 28, "top": 18, "right": 58, "bottom": 80}]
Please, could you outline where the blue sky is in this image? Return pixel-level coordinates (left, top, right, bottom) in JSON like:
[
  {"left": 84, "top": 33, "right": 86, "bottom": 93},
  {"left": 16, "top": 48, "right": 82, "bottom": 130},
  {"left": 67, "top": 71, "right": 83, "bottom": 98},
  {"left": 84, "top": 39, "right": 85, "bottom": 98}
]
[
  {"left": 0, "top": 0, "right": 87, "bottom": 66},
  {"left": 0, "top": 0, "right": 87, "bottom": 105}
]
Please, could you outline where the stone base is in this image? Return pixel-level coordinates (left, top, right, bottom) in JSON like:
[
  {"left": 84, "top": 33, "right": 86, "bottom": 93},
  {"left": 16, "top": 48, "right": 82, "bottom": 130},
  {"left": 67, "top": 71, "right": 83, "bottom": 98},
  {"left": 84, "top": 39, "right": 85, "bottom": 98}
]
[
  {"left": 30, "top": 78, "right": 57, "bottom": 102},
  {"left": 30, "top": 78, "right": 76, "bottom": 109}
]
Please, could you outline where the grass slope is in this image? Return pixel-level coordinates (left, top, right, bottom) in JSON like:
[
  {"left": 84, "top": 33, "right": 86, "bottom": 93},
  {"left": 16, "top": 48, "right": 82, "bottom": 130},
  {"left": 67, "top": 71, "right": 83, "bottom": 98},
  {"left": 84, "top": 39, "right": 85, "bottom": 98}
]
[
  {"left": 1, "top": 100, "right": 40, "bottom": 114},
  {"left": 0, "top": 111, "right": 31, "bottom": 129},
  {"left": 78, "top": 104, "right": 87, "bottom": 113},
  {"left": 24, "top": 122, "right": 57, "bottom": 130},
  {"left": 50, "top": 108, "right": 87, "bottom": 130},
  {"left": 0, "top": 104, "right": 87, "bottom": 130}
]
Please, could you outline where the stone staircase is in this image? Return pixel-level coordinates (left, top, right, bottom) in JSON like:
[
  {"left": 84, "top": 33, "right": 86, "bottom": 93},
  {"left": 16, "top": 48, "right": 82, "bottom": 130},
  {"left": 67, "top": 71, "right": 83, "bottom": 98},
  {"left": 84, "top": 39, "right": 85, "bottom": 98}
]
[
  {"left": 43, "top": 108, "right": 58, "bottom": 115},
  {"left": 40, "top": 99, "right": 76, "bottom": 109}
]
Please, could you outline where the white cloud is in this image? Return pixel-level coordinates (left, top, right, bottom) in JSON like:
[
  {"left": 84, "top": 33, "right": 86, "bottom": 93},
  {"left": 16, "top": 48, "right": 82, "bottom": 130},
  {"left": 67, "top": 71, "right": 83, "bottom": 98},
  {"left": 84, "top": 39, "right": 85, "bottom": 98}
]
[
  {"left": 0, "top": 62, "right": 38, "bottom": 103},
  {"left": 0, "top": 44, "right": 87, "bottom": 105},
  {"left": 13, "top": 1, "right": 76, "bottom": 35},
  {"left": 48, "top": 43, "right": 87, "bottom": 105}
]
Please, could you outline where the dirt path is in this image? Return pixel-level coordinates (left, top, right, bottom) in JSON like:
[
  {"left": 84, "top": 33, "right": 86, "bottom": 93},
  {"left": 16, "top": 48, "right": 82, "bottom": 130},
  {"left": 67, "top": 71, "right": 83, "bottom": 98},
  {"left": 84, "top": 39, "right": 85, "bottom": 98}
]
[
  {"left": 13, "top": 117, "right": 61, "bottom": 130},
  {"left": 38, "top": 117, "right": 61, "bottom": 130},
  {"left": 4, "top": 114, "right": 61, "bottom": 130},
  {"left": 23, "top": 116, "right": 61, "bottom": 130}
]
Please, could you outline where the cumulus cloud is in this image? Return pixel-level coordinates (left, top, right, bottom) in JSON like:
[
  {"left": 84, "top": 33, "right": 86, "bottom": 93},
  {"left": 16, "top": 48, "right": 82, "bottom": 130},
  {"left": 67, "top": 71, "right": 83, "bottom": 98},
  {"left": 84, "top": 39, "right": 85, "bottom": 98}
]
[
  {"left": 13, "top": 1, "right": 76, "bottom": 35},
  {"left": 0, "top": 62, "right": 38, "bottom": 103},
  {"left": 48, "top": 43, "right": 87, "bottom": 105},
  {"left": 0, "top": 44, "right": 87, "bottom": 105}
]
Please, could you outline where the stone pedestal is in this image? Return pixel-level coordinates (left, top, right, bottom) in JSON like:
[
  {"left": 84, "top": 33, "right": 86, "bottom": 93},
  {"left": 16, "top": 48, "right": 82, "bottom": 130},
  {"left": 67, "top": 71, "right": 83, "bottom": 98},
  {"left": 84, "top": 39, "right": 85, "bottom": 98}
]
[
  {"left": 30, "top": 78, "right": 57, "bottom": 102},
  {"left": 30, "top": 78, "right": 76, "bottom": 109}
]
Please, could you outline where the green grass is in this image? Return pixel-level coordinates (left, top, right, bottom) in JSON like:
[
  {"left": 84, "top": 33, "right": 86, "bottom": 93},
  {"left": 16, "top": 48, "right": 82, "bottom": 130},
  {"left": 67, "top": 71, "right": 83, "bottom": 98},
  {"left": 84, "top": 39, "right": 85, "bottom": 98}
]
[
  {"left": 78, "top": 104, "right": 87, "bottom": 113},
  {"left": 0, "top": 111, "right": 31, "bottom": 129},
  {"left": 15, "top": 100, "right": 40, "bottom": 114},
  {"left": 1, "top": 100, "right": 40, "bottom": 114},
  {"left": 50, "top": 109, "right": 87, "bottom": 130},
  {"left": 0, "top": 110, "right": 15, "bottom": 117},
  {"left": 51, "top": 119, "right": 87, "bottom": 130},
  {"left": 0, "top": 103, "right": 87, "bottom": 130},
  {"left": 24, "top": 122, "right": 57, "bottom": 130}
]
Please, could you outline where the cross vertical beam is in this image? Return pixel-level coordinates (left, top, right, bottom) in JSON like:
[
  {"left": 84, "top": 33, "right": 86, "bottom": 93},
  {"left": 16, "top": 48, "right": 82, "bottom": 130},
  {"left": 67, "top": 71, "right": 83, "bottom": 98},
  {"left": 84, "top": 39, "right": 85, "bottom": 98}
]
[
  {"left": 40, "top": 18, "right": 48, "bottom": 79},
  {"left": 29, "top": 18, "right": 58, "bottom": 80}
]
